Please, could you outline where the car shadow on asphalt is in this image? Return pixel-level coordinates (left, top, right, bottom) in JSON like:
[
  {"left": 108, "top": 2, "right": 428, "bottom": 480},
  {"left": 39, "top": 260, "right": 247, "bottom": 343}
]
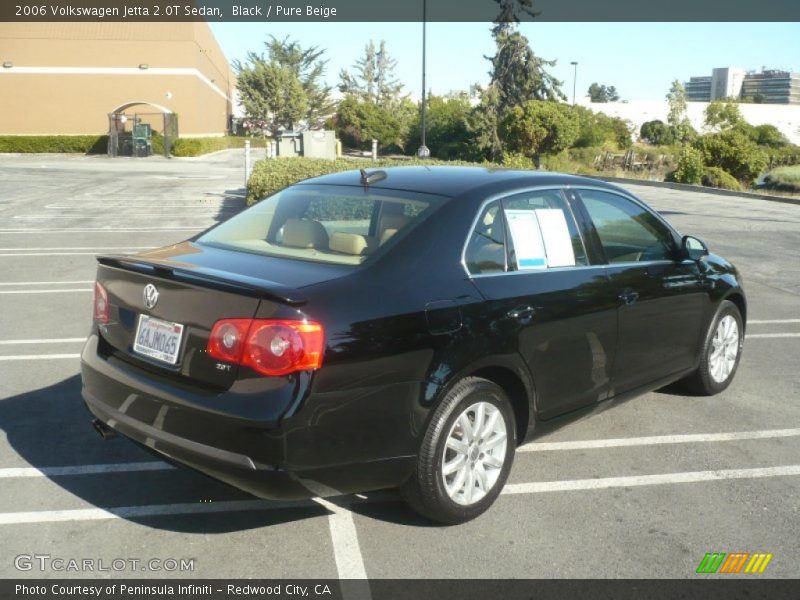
[
  {"left": 209, "top": 187, "right": 248, "bottom": 225},
  {"left": 0, "top": 374, "right": 330, "bottom": 532}
]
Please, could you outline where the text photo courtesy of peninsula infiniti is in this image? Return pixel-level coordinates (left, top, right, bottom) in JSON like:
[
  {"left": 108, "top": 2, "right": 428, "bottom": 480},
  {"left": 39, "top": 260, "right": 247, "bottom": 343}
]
[{"left": 81, "top": 166, "right": 746, "bottom": 524}]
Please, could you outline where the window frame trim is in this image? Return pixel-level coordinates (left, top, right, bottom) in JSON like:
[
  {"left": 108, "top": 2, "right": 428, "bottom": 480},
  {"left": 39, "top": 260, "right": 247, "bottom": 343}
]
[{"left": 461, "top": 185, "right": 684, "bottom": 280}]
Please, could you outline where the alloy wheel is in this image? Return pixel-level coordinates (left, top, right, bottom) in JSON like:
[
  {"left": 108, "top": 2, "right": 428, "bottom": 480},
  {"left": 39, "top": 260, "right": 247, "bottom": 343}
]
[
  {"left": 709, "top": 314, "right": 740, "bottom": 384},
  {"left": 441, "top": 401, "right": 508, "bottom": 506}
]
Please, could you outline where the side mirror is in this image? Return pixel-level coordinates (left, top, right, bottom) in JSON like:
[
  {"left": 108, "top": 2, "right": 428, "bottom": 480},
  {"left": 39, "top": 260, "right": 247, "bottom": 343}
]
[{"left": 682, "top": 235, "right": 708, "bottom": 261}]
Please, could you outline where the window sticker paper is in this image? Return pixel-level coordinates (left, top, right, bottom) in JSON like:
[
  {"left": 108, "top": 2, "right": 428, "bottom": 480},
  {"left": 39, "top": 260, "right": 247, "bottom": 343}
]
[
  {"left": 535, "top": 209, "right": 577, "bottom": 268},
  {"left": 504, "top": 209, "right": 547, "bottom": 270}
]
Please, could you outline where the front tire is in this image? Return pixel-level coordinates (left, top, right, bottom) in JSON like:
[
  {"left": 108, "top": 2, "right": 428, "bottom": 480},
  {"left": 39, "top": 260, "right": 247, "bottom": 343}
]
[
  {"left": 401, "top": 377, "right": 516, "bottom": 525},
  {"left": 682, "top": 300, "right": 744, "bottom": 395}
]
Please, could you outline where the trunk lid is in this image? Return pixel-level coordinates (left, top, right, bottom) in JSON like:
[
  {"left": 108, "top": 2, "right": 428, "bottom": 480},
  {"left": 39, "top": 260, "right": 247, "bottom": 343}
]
[{"left": 94, "top": 242, "right": 345, "bottom": 388}]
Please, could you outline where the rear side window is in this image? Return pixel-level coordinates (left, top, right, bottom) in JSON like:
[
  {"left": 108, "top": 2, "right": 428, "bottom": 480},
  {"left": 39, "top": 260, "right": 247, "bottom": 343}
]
[
  {"left": 502, "top": 190, "right": 588, "bottom": 269},
  {"left": 579, "top": 190, "right": 675, "bottom": 263},
  {"left": 464, "top": 202, "right": 507, "bottom": 274},
  {"left": 464, "top": 190, "right": 589, "bottom": 276},
  {"left": 196, "top": 184, "right": 443, "bottom": 266}
]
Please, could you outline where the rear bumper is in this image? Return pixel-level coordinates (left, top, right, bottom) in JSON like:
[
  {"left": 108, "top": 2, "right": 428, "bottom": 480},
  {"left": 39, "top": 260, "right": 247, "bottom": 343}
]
[{"left": 81, "top": 334, "right": 416, "bottom": 499}]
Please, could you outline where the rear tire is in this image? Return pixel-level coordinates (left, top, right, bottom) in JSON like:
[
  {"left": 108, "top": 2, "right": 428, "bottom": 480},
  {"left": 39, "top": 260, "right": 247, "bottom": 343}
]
[
  {"left": 401, "top": 377, "right": 516, "bottom": 525},
  {"left": 681, "top": 300, "right": 743, "bottom": 396}
]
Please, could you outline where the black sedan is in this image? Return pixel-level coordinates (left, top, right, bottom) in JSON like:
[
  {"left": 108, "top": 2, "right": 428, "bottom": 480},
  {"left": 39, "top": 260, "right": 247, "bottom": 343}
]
[{"left": 81, "top": 167, "right": 746, "bottom": 524}]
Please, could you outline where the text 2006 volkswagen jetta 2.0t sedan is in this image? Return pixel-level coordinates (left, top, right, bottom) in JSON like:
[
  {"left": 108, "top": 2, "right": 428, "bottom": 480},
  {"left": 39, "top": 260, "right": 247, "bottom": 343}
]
[{"left": 82, "top": 167, "right": 746, "bottom": 524}]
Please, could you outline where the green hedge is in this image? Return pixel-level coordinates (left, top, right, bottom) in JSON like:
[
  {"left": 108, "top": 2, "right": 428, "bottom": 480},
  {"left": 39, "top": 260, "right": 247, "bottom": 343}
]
[
  {"left": 0, "top": 134, "right": 266, "bottom": 156},
  {"left": 0, "top": 135, "right": 108, "bottom": 153},
  {"left": 701, "top": 167, "right": 742, "bottom": 191},
  {"left": 170, "top": 136, "right": 267, "bottom": 157},
  {"left": 763, "top": 165, "right": 800, "bottom": 193},
  {"left": 246, "top": 157, "right": 479, "bottom": 204}
]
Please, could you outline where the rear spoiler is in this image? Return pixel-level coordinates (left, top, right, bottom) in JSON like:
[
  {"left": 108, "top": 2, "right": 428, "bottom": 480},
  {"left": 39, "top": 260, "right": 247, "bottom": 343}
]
[{"left": 96, "top": 254, "right": 308, "bottom": 306}]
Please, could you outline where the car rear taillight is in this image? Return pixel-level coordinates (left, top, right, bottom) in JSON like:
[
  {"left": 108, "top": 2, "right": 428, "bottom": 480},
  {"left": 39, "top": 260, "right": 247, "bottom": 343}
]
[
  {"left": 93, "top": 281, "right": 109, "bottom": 324},
  {"left": 207, "top": 319, "right": 324, "bottom": 377}
]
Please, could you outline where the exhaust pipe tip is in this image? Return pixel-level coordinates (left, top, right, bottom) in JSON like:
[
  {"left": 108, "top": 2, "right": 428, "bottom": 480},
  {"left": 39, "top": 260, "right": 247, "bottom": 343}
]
[{"left": 92, "top": 418, "right": 116, "bottom": 440}]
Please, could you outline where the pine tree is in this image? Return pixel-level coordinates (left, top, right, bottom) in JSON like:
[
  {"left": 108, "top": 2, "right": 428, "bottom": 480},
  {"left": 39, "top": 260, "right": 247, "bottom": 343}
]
[{"left": 339, "top": 40, "right": 404, "bottom": 107}]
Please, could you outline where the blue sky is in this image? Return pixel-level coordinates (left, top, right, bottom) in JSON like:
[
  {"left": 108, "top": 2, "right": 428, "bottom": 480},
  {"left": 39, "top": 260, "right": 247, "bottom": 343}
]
[{"left": 210, "top": 22, "right": 800, "bottom": 101}]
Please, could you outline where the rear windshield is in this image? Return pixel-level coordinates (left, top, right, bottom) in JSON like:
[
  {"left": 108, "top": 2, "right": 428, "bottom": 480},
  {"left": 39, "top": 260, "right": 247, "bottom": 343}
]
[{"left": 197, "top": 184, "right": 444, "bottom": 265}]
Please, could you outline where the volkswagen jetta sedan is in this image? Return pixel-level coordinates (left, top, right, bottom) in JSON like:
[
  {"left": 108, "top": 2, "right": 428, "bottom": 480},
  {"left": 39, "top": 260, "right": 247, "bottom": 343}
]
[{"left": 82, "top": 167, "right": 746, "bottom": 524}]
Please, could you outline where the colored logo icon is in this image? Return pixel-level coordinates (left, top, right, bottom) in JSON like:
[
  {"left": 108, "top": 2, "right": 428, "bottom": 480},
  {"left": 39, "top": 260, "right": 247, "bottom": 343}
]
[{"left": 696, "top": 552, "right": 773, "bottom": 574}]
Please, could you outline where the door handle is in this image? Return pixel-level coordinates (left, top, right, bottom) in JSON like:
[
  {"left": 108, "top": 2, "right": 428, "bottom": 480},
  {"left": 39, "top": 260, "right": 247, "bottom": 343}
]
[
  {"left": 618, "top": 290, "right": 639, "bottom": 306},
  {"left": 507, "top": 306, "right": 537, "bottom": 320}
]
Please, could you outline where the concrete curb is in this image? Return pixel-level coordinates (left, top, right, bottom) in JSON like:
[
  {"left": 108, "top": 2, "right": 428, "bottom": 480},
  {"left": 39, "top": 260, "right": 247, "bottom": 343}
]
[{"left": 594, "top": 175, "right": 800, "bottom": 206}]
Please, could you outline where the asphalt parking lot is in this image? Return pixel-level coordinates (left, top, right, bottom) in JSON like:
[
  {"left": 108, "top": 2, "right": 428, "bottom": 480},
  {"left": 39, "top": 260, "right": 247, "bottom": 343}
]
[{"left": 0, "top": 150, "right": 798, "bottom": 582}]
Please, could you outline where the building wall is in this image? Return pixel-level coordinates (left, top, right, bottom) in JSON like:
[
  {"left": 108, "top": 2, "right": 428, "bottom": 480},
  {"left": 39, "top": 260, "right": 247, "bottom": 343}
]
[
  {"left": 0, "top": 23, "right": 235, "bottom": 136},
  {"left": 576, "top": 98, "right": 800, "bottom": 146}
]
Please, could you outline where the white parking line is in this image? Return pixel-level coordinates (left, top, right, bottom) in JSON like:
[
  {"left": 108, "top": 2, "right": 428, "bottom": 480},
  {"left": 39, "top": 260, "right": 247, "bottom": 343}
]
[
  {"left": 0, "top": 462, "right": 174, "bottom": 478},
  {"left": 0, "top": 247, "right": 154, "bottom": 251},
  {"left": 519, "top": 428, "right": 800, "bottom": 452},
  {"left": 502, "top": 465, "right": 800, "bottom": 495},
  {"left": 0, "top": 227, "right": 199, "bottom": 232},
  {"left": 748, "top": 319, "right": 800, "bottom": 324},
  {"left": 0, "top": 281, "right": 94, "bottom": 286},
  {"left": 0, "top": 354, "right": 80, "bottom": 361},
  {"left": 0, "top": 338, "right": 85, "bottom": 345},
  {"left": 0, "top": 499, "right": 315, "bottom": 526},
  {"left": 0, "top": 253, "right": 137, "bottom": 257},
  {"left": 0, "top": 465, "right": 798, "bottom": 526},
  {"left": 306, "top": 482, "right": 370, "bottom": 583},
  {"left": 747, "top": 333, "right": 800, "bottom": 339},
  {"left": 0, "top": 289, "right": 92, "bottom": 294},
  {"left": 0, "top": 248, "right": 144, "bottom": 258}
]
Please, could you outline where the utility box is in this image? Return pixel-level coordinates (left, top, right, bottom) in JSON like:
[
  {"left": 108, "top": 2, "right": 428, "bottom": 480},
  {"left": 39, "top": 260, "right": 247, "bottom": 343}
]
[
  {"left": 302, "top": 130, "right": 337, "bottom": 160},
  {"left": 276, "top": 131, "right": 302, "bottom": 157}
]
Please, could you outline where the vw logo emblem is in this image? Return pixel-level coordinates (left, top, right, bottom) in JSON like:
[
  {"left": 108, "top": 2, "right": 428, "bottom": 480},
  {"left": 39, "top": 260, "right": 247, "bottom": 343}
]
[{"left": 143, "top": 284, "right": 159, "bottom": 310}]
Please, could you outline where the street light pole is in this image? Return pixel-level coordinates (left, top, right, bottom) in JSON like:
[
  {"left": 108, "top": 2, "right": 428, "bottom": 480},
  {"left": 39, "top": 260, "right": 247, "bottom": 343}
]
[
  {"left": 416, "top": 0, "right": 430, "bottom": 158},
  {"left": 570, "top": 61, "right": 578, "bottom": 105}
]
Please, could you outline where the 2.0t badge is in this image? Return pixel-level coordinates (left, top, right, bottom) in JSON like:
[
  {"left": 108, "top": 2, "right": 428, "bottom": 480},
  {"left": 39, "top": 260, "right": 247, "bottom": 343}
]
[{"left": 143, "top": 284, "right": 159, "bottom": 309}]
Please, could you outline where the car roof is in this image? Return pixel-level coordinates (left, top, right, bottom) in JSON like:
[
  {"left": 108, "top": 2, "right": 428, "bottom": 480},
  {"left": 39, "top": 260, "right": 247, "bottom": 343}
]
[{"left": 297, "top": 166, "right": 623, "bottom": 197}]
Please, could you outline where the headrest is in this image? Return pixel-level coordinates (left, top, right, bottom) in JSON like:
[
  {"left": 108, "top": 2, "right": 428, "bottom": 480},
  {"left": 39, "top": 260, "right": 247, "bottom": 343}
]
[
  {"left": 283, "top": 218, "right": 329, "bottom": 249},
  {"left": 379, "top": 211, "right": 410, "bottom": 234},
  {"left": 329, "top": 232, "right": 370, "bottom": 255},
  {"left": 379, "top": 228, "right": 398, "bottom": 245}
]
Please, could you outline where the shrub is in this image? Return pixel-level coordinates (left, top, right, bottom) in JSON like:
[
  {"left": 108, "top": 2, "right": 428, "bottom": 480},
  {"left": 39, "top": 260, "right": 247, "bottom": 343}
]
[
  {"left": 501, "top": 152, "right": 536, "bottom": 170},
  {"left": 672, "top": 146, "right": 705, "bottom": 184},
  {"left": 170, "top": 136, "right": 267, "bottom": 157},
  {"left": 701, "top": 167, "right": 741, "bottom": 191},
  {"left": 694, "top": 130, "right": 768, "bottom": 182},
  {"left": 762, "top": 165, "right": 800, "bottom": 192},
  {"left": 406, "top": 95, "right": 478, "bottom": 160},
  {"left": 332, "top": 96, "right": 417, "bottom": 153},
  {"left": 751, "top": 124, "right": 790, "bottom": 148},
  {"left": 573, "top": 107, "right": 632, "bottom": 149},
  {"left": 246, "top": 157, "right": 481, "bottom": 204},
  {"left": 0, "top": 135, "right": 108, "bottom": 153},
  {"left": 766, "top": 145, "right": 800, "bottom": 168},
  {"left": 500, "top": 101, "right": 580, "bottom": 162},
  {"left": 639, "top": 120, "right": 674, "bottom": 146}
]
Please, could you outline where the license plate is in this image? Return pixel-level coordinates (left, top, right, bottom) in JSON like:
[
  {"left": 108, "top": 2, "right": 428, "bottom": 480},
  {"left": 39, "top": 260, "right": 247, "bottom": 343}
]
[{"left": 133, "top": 314, "right": 184, "bottom": 365}]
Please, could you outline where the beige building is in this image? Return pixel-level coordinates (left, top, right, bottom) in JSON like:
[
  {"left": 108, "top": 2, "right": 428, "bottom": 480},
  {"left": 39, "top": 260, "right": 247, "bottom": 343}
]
[{"left": 0, "top": 22, "right": 235, "bottom": 136}]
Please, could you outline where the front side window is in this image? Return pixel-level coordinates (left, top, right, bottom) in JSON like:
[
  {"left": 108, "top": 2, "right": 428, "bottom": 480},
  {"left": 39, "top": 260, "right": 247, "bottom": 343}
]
[
  {"left": 578, "top": 190, "right": 676, "bottom": 263},
  {"left": 196, "top": 184, "right": 442, "bottom": 266}
]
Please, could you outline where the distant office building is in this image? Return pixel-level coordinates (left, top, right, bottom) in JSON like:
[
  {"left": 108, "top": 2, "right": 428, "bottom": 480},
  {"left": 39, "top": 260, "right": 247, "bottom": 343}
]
[
  {"left": 741, "top": 70, "right": 800, "bottom": 105},
  {"left": 685, "top": 76, "right": 712, "bottom": 102},
  {"left": 684, "top": 67, "right": 800, "bottom": 104},
  {"left": 711, "top": 67, "right": 746, "bottom": 100}
]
